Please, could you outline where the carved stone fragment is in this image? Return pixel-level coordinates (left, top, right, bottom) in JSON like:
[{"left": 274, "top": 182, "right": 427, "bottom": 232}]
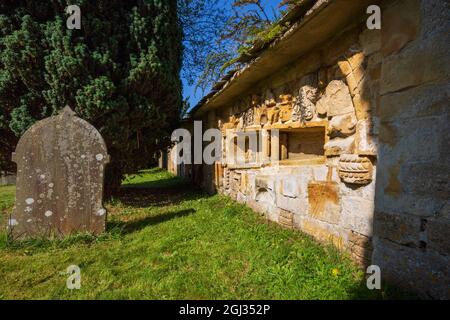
[
  {"left": 293, "top": 85, "right": 318, "bottom": 122},
  {"left": 338, "top": 154, "right": 373, "bottom": 185},
  {"left": 243, "top": 108, "right": 255, "bottom": 127},
  {"left": 266, "top": 107, "right": 280, "bottom": 125},
  {"left": 316, "top": 80, "right": 355, "bottom": 117},
  {"left": 328, "top": 113, "right": 357, "bottom": 138}
]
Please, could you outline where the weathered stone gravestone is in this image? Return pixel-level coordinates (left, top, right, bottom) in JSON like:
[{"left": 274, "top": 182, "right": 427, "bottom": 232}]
[{"left": 8, "top": 106, "right": 110, "bottom": 240}]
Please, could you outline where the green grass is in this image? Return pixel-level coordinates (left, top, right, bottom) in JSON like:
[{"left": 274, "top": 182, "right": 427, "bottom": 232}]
[{"left": 0, "top": 168, "right": 410, "bottom": 300}]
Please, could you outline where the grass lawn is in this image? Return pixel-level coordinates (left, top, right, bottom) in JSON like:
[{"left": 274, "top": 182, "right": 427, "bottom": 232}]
[{"left": 0, "top": 168, "right": 409, "bottom": 300}]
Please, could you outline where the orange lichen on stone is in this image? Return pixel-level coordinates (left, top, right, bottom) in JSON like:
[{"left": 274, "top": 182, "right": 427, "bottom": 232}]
[
  {"left": 385, "top": 163, "right": 402, "bottom": 198},
  {"left": 307, "top": 181, "right": 340, "bottom": 222}
]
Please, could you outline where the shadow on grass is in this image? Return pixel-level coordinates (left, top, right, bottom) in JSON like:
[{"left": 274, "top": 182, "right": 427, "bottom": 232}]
[
  {"left": 112, "top": 185, "right": 205, "bottom": 208},
  {"left": 113, "top": 172, "right": 206, "bottom": 208},
  {"left": 122, "top": 177, "right": 186, "bottom": 189},
  {"left": 346, "top": 280, "right": 419, "bottom": 300},
  {"left": 108, "top": 208, "right": 196, "bottom": 235}
]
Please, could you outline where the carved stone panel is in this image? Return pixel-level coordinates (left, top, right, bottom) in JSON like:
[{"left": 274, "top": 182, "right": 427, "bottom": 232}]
[
  {"left": 293, "top": 85, "right": 318, "bottom": 122},
  {"left": 8, "top": 106, "right": 110, "bottom": 240},
  {"left": 316, "top": 80, "right": 354, "bottom": 117}
]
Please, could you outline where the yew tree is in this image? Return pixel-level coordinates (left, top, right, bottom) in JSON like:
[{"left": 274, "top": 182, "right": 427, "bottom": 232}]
[{"left": 0, "top": 0, "right": 182, "bottom": 194}]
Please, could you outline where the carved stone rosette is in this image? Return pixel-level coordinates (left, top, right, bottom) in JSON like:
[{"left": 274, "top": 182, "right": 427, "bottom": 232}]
[{"left": 338, "top": 154, "right": 373, "bottom": 185}]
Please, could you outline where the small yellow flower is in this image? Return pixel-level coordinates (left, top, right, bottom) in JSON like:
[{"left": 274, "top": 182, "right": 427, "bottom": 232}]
[{"left": 332, "top": 268, "right": 341, "bottom": 277}]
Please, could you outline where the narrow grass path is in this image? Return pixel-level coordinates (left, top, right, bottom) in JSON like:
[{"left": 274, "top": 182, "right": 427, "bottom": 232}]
[{"left": 0, "top": 169, "right": 408, "bottom": 299}]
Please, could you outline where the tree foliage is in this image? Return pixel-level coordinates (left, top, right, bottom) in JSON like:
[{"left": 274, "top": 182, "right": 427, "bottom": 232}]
[
  {"left": 193, "top": 0, "right": 286, "bottom": 93},
  {"left": 178, "top": 0, "right": 228, "bottom": 87},
  {"left": 0, "top": 0, "right": 182, "bottom": 194}
]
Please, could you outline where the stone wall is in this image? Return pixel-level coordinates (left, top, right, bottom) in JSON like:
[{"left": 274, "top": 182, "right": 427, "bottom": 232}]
[
  {"left": 176, "top": 0, "right": 449, "bottom": 299},
  {"left": 372, "top": 0, "right": 450, "bottom": 299},
  {"left": 198, "top": 18, "right": 381, "bottom": 267}
]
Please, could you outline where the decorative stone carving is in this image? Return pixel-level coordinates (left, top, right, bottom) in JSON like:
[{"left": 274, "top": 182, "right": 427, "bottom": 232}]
[
  {"left": 255, "top": 106, "right": 268, "bottom": 126},
  {"left": 316, "top": 80, "right": 355, "bottom": 117},
  {"left": 278, "top": 95, "right": 294, "bottom": 123},
  {"left": 293, "top": 85, "right": 318, "bottom": 122},
  {"left": 222, "top": 115, "right": 239, "bottom": 132},
  {"left": 264, "top": 90, "right": 276, "bottom": 107},
  {"left": 338, "top": 154, "right": 373, "bottom": 185},
  {"left": 9, "top": 106, "right": 110, "bottom": 240},
  {"left": 328, "top": 113, "right": 357, "bottom": 138},
  {"left": 325, "top": 136, "right": 355, "bottom": 156},
  {"left": 266, "top": 107, "right": 280, "bottom": 125},
  {"left": 243, "top": 108, "right": 255, "bottom": 127}
]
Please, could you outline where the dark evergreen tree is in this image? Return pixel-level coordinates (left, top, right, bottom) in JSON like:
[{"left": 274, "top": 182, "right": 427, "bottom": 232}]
[{"left": 0, "top": 0, "right": 182, "bottom": 194}]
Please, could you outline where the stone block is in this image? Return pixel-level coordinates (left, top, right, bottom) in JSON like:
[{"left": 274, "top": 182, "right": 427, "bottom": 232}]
[
  {"left": 381, "top": 0, "right": 420, "bottom": 56},
  {"left": 322, "top": 27, "right": 359, "bottom": 66},
  {"left": 301, "top": 219, "right": 345, "bottom": 250},
  {"left": 307, "top": 181, "right": 341, "bottom": 225},
  {"left": 359, "top": 28, "right": 381, "bottom": 56},
  {"left": 341, "top": 196, "right": 374, "bottom": 236},
  {"left": 340, "top": 177, "right": 376, "bottom": 200},
  {"left": 381, "top": 41, "right": 450, "bottom": 95},
  {"left": 427, "top": 218, "right": 450, "bottom": 256},
  {"left": 378, "top": 83, "right": 450, "bottom": 120},
  {"left": 277, "top": 195, "right": 308, "bottom": 215},
  {"left": 401, "top": 162, "right": 450, "bottom": 200},
  {"left": 373, "top": 211, "right": 421, "bottom": 246},
  {"left": 280, "top": 176, "right": 299, "bottom": 198},
  {"left": 349, "top": 230, "right": 373, "bottom": 250},
  {"left": 372, "top": 237, "right": 450, "bottom": 299}
]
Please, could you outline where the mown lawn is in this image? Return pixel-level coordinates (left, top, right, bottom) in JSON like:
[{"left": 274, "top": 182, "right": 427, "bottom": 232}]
[{"left": 0, "top": 168, "right": 409, "bottom": 300}]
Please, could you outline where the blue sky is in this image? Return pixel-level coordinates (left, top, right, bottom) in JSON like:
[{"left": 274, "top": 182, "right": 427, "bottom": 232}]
[{"left": 182, "top": 0, "right": 283, "bottom": 109}]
